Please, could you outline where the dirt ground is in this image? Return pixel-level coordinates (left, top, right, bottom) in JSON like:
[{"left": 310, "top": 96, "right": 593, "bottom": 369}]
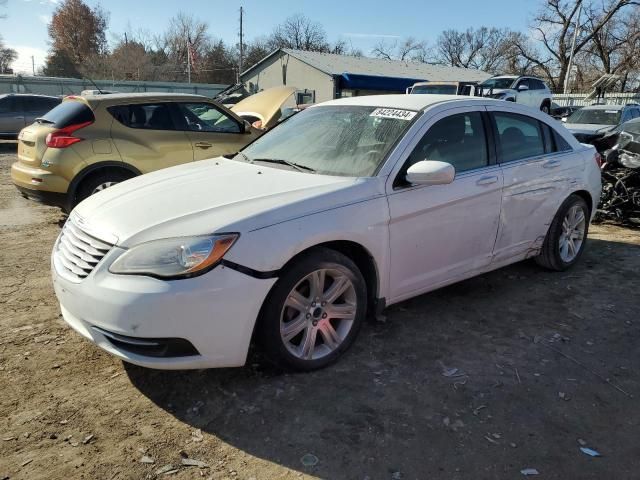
[{"left": 1, "top": 141, "right": 639, "bottom": 480}]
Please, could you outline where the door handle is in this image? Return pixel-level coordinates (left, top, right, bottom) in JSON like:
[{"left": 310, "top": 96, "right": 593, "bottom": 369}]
[
  {"left": 195, "top": 142, "right": 212, "bottom": 149},
  {"left": 543, "top": 159, "right": 561, "bottom": 168},
  {"left": 476, "top": 175, "right": 499, "bottom": 186}
]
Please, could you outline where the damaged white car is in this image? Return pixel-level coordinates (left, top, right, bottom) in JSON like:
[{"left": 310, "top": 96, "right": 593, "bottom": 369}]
[{"left": 52, "top": 95, "right": 602, "bottom": 371}]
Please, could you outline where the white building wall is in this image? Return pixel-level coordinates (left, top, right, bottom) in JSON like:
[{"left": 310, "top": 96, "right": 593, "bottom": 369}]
[{"left": 242, "top": 53, "right": 335, "bottom": 103}]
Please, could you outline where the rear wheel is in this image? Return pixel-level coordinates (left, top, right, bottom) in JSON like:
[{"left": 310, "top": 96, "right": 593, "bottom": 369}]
[
  {"left": 74, "top": 170, "right": 134, "bottom": 207},
  {"left": 258, "top": 248, "right": 367, "bottom": 371},
  {"left": 536, "top": 195, "right": 590, "bottom": 271}
]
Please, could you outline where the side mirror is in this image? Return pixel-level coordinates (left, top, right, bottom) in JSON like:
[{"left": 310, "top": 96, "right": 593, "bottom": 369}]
[
  {"left": 243, "top": 120, "right": 253, "bottom": 133},
  {"left": 406, "top": 160, "right": 455, "bottom": 186},
  {"left": 517, "top": 84, "right": 529, "bottom": 91}
]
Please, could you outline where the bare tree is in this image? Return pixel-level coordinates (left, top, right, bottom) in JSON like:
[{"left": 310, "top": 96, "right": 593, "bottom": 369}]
[
  {"left": 584, "top": 4, "right": 640, "bottom": 89},
  {"left": 512, "top": 0, "right": 639, "bottom": 90},
  {"left": 434, "top": 27, "right": 518, "bottom": 74},
  {"left": 372, "top": 37, "right": 427, "bottom": 61},
  {"left": 268, "top": 14, "right": 330, "bottom": 52},
  {"left": 159, "top": 13, "right": 210, "bottom": 81}
]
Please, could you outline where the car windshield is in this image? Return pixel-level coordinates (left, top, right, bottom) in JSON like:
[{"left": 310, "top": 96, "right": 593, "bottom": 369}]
[
  {"left": 567, "top": 108, "right": 621, "bottom": 125},
  {"left": 238, "top": 105, "right": 417, "bottom": 177},
  {"left": 622, "top": 118, "right": 640, "bottom": 135},
  {"left": 479, "top": 77, "right": 516, "bottom": 89},
  {"left": 412, "top": 84, "right": 457, "bottom": 95}
]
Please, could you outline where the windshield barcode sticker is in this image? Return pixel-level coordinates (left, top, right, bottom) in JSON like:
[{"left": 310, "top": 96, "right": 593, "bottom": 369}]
[{"left": 370, "top": 108, "right": 417, "bottom": 120}]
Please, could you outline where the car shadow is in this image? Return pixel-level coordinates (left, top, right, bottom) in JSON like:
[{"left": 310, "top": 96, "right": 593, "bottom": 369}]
[{"left": 125, "top": 236, "right": 640, "bottom": 479}]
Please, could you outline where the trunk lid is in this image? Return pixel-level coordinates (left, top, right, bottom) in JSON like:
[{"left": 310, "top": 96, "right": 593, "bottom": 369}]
[
  {"left": 16, "top": 97, "right": 95, "bottom": 168},
  {"left": 17, "top": 123, "right": 57, "bottom": 168}
]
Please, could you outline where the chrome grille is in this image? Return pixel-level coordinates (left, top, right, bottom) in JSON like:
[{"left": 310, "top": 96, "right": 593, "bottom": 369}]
[{"left": 54, "top": 221, "right": 113, "bottom": 280}]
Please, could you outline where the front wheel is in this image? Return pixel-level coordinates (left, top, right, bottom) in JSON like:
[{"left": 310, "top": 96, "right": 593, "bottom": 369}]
[
  {"left": 74, "top": 170, "right": 134, "bottom": 207},
  {"left": 536, "top": 194, "right": 590, "bottom": 271},
  {"left": 258, "top": 248, "right": 367, "bottom": 371},
  {"left": 540, "top": 102, "right": 551, "bottom": 114}
]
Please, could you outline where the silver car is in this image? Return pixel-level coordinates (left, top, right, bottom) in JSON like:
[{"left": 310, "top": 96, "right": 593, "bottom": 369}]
[{"left": 0, "top": 94, "right": 61, "bottom": 139}]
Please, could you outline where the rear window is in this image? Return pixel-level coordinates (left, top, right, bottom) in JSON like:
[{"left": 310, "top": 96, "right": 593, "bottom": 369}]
[{"left": 39, "top": 100, "right": 94, "bottom": 128}]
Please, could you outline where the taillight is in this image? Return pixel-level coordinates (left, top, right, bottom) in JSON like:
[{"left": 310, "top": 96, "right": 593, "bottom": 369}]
[
  {"left": 594, "top": 152, "right": 603, "bottom": 169},
  {"left": 46, "top": 121, "right": 92, "bottom": 148}
]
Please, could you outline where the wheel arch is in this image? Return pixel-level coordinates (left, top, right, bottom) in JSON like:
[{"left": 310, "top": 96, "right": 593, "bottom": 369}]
[
  {"left": 68, "top": 161, "right": 141, "bottom": 207},
  {"left": 571, "top": 189, "right": 593, "bottom": 215},
  {"left": 253, "top": 239, "right": 381, "bottom": 329}
]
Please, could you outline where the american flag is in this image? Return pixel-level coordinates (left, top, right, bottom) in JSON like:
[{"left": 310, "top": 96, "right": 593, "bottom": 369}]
[{"left": 187, "top": 36, "right": 199, "bottom": 73}]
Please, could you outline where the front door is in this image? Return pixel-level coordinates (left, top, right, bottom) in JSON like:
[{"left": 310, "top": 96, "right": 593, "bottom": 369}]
[
  {"left": 176, "top": 102, "right": 258, "bottom": 161},
  {"left": 386, "top": 107, "right": 503, "bottom": 302},
  {"left": 109, "top": 102, "right": 194, "bottom": 173}
]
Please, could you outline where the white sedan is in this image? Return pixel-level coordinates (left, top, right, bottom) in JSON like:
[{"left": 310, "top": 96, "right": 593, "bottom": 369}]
[{"left": 51, "top": 95, "right": 602, "bottom": 371}]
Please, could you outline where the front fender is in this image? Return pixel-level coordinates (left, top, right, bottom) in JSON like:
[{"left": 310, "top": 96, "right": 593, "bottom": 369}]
[{"left": 224, "top": 196, "right": 391, "bottom": 299}]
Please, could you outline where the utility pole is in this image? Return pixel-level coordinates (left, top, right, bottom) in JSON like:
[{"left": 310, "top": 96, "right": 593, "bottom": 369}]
[
  {"left": 31, "top": 56, "right": 35, "bottom": 76},
  {"left": 238, "top": 6, "right": 244, "bottom": 84},
  {"left": 564, "top": 0, "right": 582, "bottom": 94},
  {"left": 187, "top": 36, "right": 192, "bottom": 84}
]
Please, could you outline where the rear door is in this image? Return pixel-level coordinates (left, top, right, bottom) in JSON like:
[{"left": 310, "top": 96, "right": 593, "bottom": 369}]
[
  {"left": 176, "top": 102, "right": 257, "bottom": 161},
  {"left": 0, "top": 96, "right": 25, "bottom": 135},
  {"left": 489, "top": 107, "right": 581, "bottom": 263},
  {"left": 109, "top": 102, "right": 194, "bottom": 173}
]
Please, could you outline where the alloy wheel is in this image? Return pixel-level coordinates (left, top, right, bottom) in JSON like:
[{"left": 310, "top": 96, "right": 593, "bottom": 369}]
[
  {"left": 91, "top": 181, "right": 119, "bottom": 195},
  {"left": 559, "top": 205, "right": 586, "bottom": 262},
  {"left": 279, "top": 268, "right": 357, "bottom": 361}
]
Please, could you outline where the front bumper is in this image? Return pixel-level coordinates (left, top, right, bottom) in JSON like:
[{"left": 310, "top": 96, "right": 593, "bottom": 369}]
[
  {"left": 11, "top": 161, "right": 69, "bottom": 209},
  {"left": 52, "top": 246, "right": 277, "bottom": 369}
]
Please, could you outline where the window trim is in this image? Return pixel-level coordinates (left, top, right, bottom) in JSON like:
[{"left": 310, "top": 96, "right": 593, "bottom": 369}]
[
  {"left": 392, "top": 108, "right": 494, "bottom": 189},
  {"left": 175, "top": 101, "right": 243, "bottom": 134},
  {"left": 489, "top": 111, "right": 548, "bottom": 164},
  {"left": 107, "top": 102, "right": 182, "bottom": 132}
]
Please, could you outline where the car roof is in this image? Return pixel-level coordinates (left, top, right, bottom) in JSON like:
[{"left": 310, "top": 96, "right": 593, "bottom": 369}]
[
  {"left": 77, "top": 92, "right": 211, "bottom": 104},
  {"left": 0, "top": 93, "right": 59, "bottom": 98},
  {"left": 316, "top": 94, "right": 491, "bottom": 111}
]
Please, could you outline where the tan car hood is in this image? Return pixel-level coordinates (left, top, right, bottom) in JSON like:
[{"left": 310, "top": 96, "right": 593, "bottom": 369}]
[{"left": 231, "top": 86, "right": 297, "bottom": 129}]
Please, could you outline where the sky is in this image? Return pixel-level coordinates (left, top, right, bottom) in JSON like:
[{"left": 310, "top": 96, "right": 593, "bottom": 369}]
[{"left": 1, "top": 0, "right": 536, "bottom": 74}]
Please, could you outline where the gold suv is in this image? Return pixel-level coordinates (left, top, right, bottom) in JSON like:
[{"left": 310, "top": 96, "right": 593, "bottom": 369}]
[{"left": 11, "top": 88, "right": 295, "bottom": 212}]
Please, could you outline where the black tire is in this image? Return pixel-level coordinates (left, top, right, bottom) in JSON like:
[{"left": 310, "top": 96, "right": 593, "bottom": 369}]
[
  {"left": 535, "top": 194, "right": 590, "bottom": 271},
  {"left": 257, "top": 248, "right": 367, "bottom": 371},
  {"left": 74, "top": 170, "right": 134, "bottom": 207},
  {"left": 540, "top": 101, "right": 551, "bottom": 114}
]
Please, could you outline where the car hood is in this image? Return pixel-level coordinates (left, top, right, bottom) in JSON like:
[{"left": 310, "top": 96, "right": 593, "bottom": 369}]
[
  {"left": 231, "top": 86, "right": 297, "bottom": 129},
  {"left": 72, "top": 158, "right": 363, "bottom": 247},
  {"left": 565, "top": 123, "right": 614, "bottom": 135}
]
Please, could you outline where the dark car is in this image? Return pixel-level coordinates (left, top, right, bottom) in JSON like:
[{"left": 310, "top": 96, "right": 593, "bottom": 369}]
[{"left": 0, "top": 94, "right": 61, "bottom": 139}]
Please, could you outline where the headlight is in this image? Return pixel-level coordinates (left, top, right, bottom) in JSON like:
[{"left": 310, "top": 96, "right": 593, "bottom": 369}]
[{"left": 109, "top": 234, "right": 238, "bottom": 279}]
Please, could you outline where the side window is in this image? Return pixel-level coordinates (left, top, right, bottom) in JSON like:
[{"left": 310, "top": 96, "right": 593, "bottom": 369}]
[
  {"left": 402, "top": 111, "right": 489, "bottom": 178},
  {"left": 493, "top": 112, "right": 545, "bottom": 162},
  {"left": 0, "top": 96, "right": 21, "bottom": 113},
  {"left": 0, "top": 97, "right": 10, "bottom": 114},
  {"left": 552, "top": 130, "right": 572, "bottom": 152},
  {"left": 177, "top": 103, "right": 241, "bottom": 133},
  {"left": 25, "top": 97, "right": 57, "bottom": 112},
  {"left": 108, "top": 103, "right": 177, "bottom": 131}
]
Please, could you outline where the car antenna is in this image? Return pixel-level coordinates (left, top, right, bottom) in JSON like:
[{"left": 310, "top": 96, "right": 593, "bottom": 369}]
[{"left": 84, "top": 76, "right": 104, "bottom": 95}]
